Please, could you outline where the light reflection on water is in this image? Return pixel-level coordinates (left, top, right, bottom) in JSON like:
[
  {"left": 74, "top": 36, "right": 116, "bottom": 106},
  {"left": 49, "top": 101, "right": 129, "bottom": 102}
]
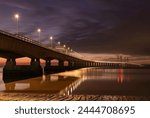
[
  {"left": 0, "top": 67, "right": 150, "bottom": 96},
  {"left": 0, "top": 68, "right": 87, "bottom": 94}
]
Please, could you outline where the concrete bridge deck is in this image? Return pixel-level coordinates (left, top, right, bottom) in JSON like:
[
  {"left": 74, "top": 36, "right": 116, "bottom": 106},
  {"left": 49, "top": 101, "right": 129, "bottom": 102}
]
[{"left": 0, "top": 30, "right": 141, "bottom": 81}]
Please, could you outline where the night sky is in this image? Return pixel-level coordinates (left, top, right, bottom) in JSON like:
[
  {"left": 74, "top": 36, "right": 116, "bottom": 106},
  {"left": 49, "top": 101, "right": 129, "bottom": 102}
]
[{"left": 0, "top": 0, "right": 150, "bottom": 58}]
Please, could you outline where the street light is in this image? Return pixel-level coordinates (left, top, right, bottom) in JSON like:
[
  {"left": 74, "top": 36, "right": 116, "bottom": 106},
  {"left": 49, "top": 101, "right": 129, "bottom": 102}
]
[
  {"left": 37, "top": 28, "right": 41, "bottom": 42},
  {"left": 63, "top": 45, "right": 66, "bottom": 48},
  {"left": 50, "top": 36, "right": 53, "bottom": 48},
  {"left": 14, "top": 14, "right": 19, "bottom": 34},
  {"left": 66, "top": 47, "right": 70, "bottom": 54},
  {"left": 58, "top": 41, "right": 60, "bottom": 46}
]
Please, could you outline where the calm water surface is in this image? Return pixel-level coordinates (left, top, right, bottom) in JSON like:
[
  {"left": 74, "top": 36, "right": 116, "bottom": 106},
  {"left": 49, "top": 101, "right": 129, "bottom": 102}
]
[{"left": 0, "top": 67, "right": 150, "bottom": 96}]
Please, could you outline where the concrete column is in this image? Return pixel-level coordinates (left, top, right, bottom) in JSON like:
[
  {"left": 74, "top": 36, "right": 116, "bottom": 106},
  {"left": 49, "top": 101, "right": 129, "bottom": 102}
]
[
  {"left": 91, "top": 62, "right": 93, "bottom": 67},
  {"left": 71, "top": 62, "right": 75, "bottom": 66},
  {"left": 86, "top": 62, "right": 89, "bottom": 67},
  {"left": 68, "top": 61, "right": 73, "bottom": 67},
  {"left": 45, "top": 60, "right": 51, "bottom": 67},
  {"left": 30, "top": 58, "right": 41, "bottom": 67},
  {"left": 59, "top": 60, "right": 64, "bottom": 67},
  {"left": 3, "top": 58, "right": 16, "bottom": 83},
  {"left": 99, "top": 63, "right": 101, "bottom": 67},
  {"left": 73, "top": 61, "right": 77, "bottom": 67},
  {"left": 89, "top": 62, "right": 92, "bottom": 67},
  {"left": 85, "top": 62, "right": 89, "bottom": 67},
  {"left": 78, "top": 62, "right": 82, "bottom": 67},
  {"left": 80, "top": 62, "right": 84, "bottom": 67},
  {"left": 95, "top": 63, "right": 97, "bottom": 67},
  {"left": 96, "top": 63, "right": 98, "bottom": 67},
  {"left": 93, "top": 63, "right": 95, "bottom": 67},
  {"left": 4, "top": 58, "right": 16, "bottom": 69},
  {"left": 94, "top": 62, "right": 96, "bottom": 67},
  {"left": 110, "top": 63, "right": 111, "bottom": 67},
  {"left": 90, "top": 62, "right": 92, "bottom": 67},
  {"left": 97, "top": 63, "right": 99, "bottom": 67},
  {"left": 30, "top": 58, "right": 42, "bottom": 75},
  {"left": 74, "top": 61, "right": 80, "bottom": 67},
  {"left": 107, "top": 63, "right": 109, "bottom": 67},
  {"left": 82, "top": 62, "right": 86, "bottom": 67},
  {"left": 87, "top": 62, "right": 90, "bottom": 67},
  {"left": 3, "top": 58, "right": 43, "bottom": 83}
]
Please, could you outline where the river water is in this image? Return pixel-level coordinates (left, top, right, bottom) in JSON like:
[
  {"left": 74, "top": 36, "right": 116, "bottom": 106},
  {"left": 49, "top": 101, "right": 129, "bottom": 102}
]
[{"left": 0, "top": 67, "right": 150, "bottom": 96}]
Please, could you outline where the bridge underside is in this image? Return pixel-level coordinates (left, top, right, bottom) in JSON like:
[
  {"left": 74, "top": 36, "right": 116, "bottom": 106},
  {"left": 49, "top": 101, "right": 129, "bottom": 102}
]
[
  {"left": 1, "top": 54, "right": 140, "bottom": 83},
  {"left": 0, "top": 50, "right": 23, "bottom": 58}
]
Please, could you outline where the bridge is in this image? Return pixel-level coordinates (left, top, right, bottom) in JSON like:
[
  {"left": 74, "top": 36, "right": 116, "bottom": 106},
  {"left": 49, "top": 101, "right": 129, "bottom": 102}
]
[{"left": 0, "top": 30, "right": 140, "bottom": 81}]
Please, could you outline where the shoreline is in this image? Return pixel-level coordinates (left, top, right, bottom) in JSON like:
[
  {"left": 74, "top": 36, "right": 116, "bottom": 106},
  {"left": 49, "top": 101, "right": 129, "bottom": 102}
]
[{"left": 0, "top": 92, "right": 150, "bottom": 101}]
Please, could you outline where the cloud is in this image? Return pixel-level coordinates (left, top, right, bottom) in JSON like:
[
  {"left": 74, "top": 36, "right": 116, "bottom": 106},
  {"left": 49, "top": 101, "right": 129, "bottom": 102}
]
[
  {"left": 0, "top": 0, "right": 33, "bottom": 10},
  {"left": 0, "top": 0, "right": 150, "bottom": 56}
]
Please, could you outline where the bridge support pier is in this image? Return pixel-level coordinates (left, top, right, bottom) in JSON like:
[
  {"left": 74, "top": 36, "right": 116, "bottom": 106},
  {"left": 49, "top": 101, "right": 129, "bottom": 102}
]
[
  {"left": 68, "top": 61, "right": 74, "bottom": 69},
  {"left": 30, "top": 58, "right": 42, "bottom": 75},
  {"left": 44, "top": 59, "right": 69, "bottom": 74},
  {"left": 44, "top": 59, "right": 52, "bottom": 74},
  {"left": 4, "top": 58, "right": 16, "bottom": 69},
  {"left": 45, "top": 59, "right": 51, "bottom": 67},
  {"left": 74, "top": 61, "right": 80, "bottom": 68},
  {"left": 89, "top": 62, "right": 92, "bottom": 67},
  {"left": 59, "top": 60, "right": 64, "bottom": 67},
  {"left": 3, "top": 58, "right": 42, "bottom": 83},
  {"left": 85, "top": 62, "right": 88, "bottom": 67},
  {"left": 68, "top": 61, "right": 73, "bottom": 67},
  {"left": 30, "top": 58, "right": 42, "bottom": 76}
]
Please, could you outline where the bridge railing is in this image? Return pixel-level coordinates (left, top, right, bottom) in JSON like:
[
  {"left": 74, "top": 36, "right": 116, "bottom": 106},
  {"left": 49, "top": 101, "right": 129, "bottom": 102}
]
[
  {"left": 14, "top": 34, "right": 40, "bottom": 44},
  {"left": 0, "top": 30, "right": 41, "bottom": 45},
  {"left": 0, "top": 30, "right": 85, "bottom": 60}
]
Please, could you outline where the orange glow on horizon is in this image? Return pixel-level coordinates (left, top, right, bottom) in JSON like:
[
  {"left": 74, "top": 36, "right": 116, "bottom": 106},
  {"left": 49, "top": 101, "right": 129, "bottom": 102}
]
[
  {"left": 0, "top": 57, "right": 67, "bottom": 66},
  {"left": 0, "top": 57, "right": 45, "bottom": 65},
  {"left": 0, "top": 58, "right": 6, "bottom": 65}
]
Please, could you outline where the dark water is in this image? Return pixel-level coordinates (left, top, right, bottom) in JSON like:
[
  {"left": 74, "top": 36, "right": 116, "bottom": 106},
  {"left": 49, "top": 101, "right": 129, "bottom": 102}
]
[
  {"left": 72, "top": 68, "right": 150, "bottom": 96},
  {"left": 0, "top": 67, "right": 150, "bottom": 96}
]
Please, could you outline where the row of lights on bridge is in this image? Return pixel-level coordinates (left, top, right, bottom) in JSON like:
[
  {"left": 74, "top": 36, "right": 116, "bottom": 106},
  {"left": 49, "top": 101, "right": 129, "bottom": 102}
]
[{"left": 14, "top": 13, "right": 73, "bottom": 53}]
